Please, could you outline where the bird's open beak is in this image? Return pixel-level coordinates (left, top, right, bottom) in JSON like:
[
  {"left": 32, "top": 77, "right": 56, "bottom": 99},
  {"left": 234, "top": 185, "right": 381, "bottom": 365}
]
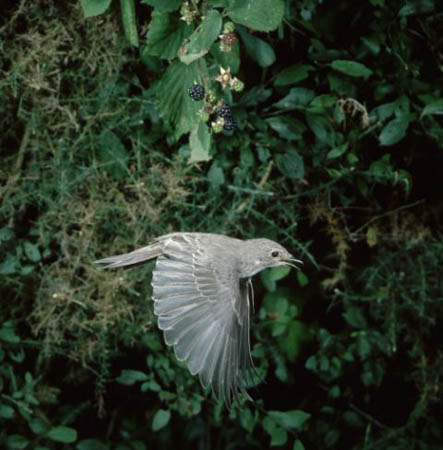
[{"left": 283, "top": 256, "right": 303, "bottom": 270}]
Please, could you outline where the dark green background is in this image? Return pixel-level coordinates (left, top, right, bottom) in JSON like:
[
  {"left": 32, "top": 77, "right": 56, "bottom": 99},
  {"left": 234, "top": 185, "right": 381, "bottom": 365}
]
[{"left": 1, "top": 0, "right": 442, "bottom": 449}]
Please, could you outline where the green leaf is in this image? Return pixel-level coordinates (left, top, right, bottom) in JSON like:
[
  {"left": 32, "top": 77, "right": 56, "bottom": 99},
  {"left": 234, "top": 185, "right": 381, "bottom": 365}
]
[
  {"left": 207, "top": 161, "right": 225, "bottom": 189},
  {"left": 0, "top": 404, "right": 15, "bottom": 419},
  {"left": 268, "top": 410, "right": 311, "bottom": 430},
  {"left": 152, "top": 409, "right": 171, "bottom": 431},
  {"left": 331, "top": 60, "right": 373, "bottom": 78},
  {"left": 7, "top": 435, "right": 29, "bottom": 450},
  {"left": 239, "top": 86, "right": 272, "bottom": 106},
  {"left": 308, "top": 94, "right": 338, "bottom": 114},
  {"left": 0, "top": 227, "right": 14, "bottom": 243},
  {"left": 280, "top": 321, "right": 310, "bottom": 361},
  {"left": 189, "top": 121, "right": 212, "bottom": 164},
  {"left": 324, "top": 429, "right": 340, "bottom": 447},
  {"left": 327, "top": 72, "right": 356, "bottom": 96},
  {"left": 23, "top": 241, "right": 41, "bottom": 263},
  {"left": 378, "top": 117, "right": 409, "bottom": 146},
  {"left": 237, "top": 28, "right": 275, "bottom": 68},
  {"left": 305, "top": 355, "right": 317, "bottom": 371},
  {"left": 80, "top": 0, "right": 112, "bottom": 18},
  {"left": 0, "top": 254, "right": 19, "bottom": 275},
  {"left": 275, "top": 147, "right": 305, "bottom": 179},
  {"left": 228, "top": 0, "right": 285, "bottom": 32},
  {"left": 305, "top": 113, "right": 336, "bottom": 146},
  {"left": 145, "top": 11, "right": 192, "bottom": 59},
  {"left": 20, "top": 265, "right": 34, "bottom": 275},
  {"left": 266, "top": 117, "right": 306, "bottom": 141},
  {"left": 263, "top": 290, "right": 289, "bottom": 315},
  {"left": 120, "top": 0, "right": 138, "bottom": 46},
  {"left": 346, "top": 152, "right": 359, "bottom": 164},
  {"left": 269, "top": 266, "right": 291, "bottom": 281},
  {"left": 343, "top": 410, "right": 364, "bottom": 427},
  {"left": 293, "top": 439, "right": 306, "bottom": 450},
  {"left": 369, "top": 154, "right": 392, "bottom": 177},
  {"left": 46, "top": 426, "right": 77, "bottom": 444},
  {"left": 297, "top": 271, "right": 309, "bottom": 287},
  {"left": 157, "top": 60, "right": 203, "bottom": 138},
  {"left": 274, "top": 64, "right": 314, "bottom": 86},
  {"left": 211, "top": 40, "right": 241, "bottom": 74},
  {"left": 0, "top": 324, "right": 20, "bottom": 343},
  {"left": 77, "top": 439, "right": 110, "bottom": 450},
  {"left": 261, "top": 271, "right": 277, "bottom": 292},
  {"left": 420, "top": 98, "right": 443, "bottom": 118},
  {"left": 29, "top": 417, "right": 50, "bottom": 435},
  {"left": 144, "top": 333, "right": 162, "bottom": 351},
  {"left": 141, "top": 380, "right": 161, "bottom": 392},
  {"left": 117, "top": 369, "right": 149, "bottom": 385},
  {"left": 274, "top": 88, "right": 315, "bottom": 109},
  {"left": 98, "top": 131, "right": 129, "bottom": 180},
  {"left": 270, "top": 427, "right": 287, "bottom": 446},
  {"left": 327, "top": 142, "right": 348, "bottom": 160},
  {"left": 239, "top": 408, "right": 256, "bottom": 433},
  {"left": 179, "top": 10, "right": 222, "bottom": 65},
  {"left": 398, "top": 1, "right": 434, "bottom": 16},
  {"left": 141, "top": 0, "right": 182, "bottom": 11},
  {"left": 343, "top": 307, "right": 368, "bottom": 328},
  {"left": 372, "top": 101, "right": 395, "bottom": 121},
  {"left": 263, "top": 417, "right": 288, "bottom": 446}
]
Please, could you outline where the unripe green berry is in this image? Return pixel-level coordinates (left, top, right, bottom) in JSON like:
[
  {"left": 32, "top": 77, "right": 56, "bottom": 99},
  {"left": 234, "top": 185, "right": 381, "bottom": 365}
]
[
  {"left": 223, "top": 21, "right": 235, "bottom": 33},
  {"left": 207, "top": 91, "right": 217, "bottom": 104},
  {"left": 231, "top": 78, "right": 244, "bottom": 92},
  {"left": 198, "top": 110, "right": 210, "bottom": 122},
  {"left": 212, "top": 120, "right": 224, "bottom": 133}
]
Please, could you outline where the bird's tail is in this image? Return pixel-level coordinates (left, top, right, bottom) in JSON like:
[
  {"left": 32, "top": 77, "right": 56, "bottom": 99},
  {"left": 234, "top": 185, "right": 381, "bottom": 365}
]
[{"left": 94, "top": 241, "right": 163, "bottom": 268}]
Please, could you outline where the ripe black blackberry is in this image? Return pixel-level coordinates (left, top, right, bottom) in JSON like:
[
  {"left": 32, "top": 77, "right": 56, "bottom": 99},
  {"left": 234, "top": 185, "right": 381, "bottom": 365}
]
[
  {"left": 216, "top": 104, "right": 232, "bottom": 118},
  {"left": 223, "top": 117, "right": 237, "bottom": 131},
  {"left": 188, "top": 84, "right": 205, "bottom": 101}
]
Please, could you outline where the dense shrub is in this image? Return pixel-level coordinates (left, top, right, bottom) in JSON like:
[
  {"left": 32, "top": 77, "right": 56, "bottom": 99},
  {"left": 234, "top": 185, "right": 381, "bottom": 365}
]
[{"left": 1, "top": 0, "right": 442, "bottom": 448}]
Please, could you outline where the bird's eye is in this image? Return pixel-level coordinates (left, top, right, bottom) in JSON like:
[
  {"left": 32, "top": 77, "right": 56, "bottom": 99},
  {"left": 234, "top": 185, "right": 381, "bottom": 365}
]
[{"left": 271, "top": 250, "right": 279, "bottom": 258}]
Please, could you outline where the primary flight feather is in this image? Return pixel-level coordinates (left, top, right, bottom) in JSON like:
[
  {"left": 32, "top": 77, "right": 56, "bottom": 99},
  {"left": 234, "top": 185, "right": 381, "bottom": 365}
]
[{"left": 95, "top": 232, "right": 301, "bottom": 407}]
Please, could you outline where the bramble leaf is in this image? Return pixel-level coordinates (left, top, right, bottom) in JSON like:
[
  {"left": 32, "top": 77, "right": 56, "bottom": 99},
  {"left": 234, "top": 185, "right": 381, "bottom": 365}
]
[
  {"left": 80, "top": 0, "right": 112, "bottom": 18},
  {"left": 145, "top": 11, "right": 193, "bottom": 60},
  {"left": 331, "top": 60, "right": 373, "bottom": 78},
  {"left": 141, "top": 0, "right": 182, "bottom": 11},
  {"left": 228, "top": 0, "right": 285, "bottom": 32},
  {"left": 238, "top": 28, "right": 276, "bottom": 68},
  {"left": 152, "top": 409, "right": 171, "bottom": 431},
  {"left": 274, "top": 64, "right": 314, "bottom": 86},
  {"left": 179, "top": 10, "right": 222, "bottom": 65},
  {"left": 157, "top": 60, "right": 205, "bottom": 138},
  {"left": 46, "top": 426, "right": 77, "bottom": 444},
  {"left": 378, "top": 117, "right": 409, "bottom": 146},
  {"left": 189, "top": 121, "right": 212, "bottom": 164}
]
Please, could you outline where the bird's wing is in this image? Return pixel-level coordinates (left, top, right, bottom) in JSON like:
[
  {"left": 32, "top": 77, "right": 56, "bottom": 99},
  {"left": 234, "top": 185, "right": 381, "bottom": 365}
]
[{"left": 152, "top": 234, "right": 254, "bottom": 406}]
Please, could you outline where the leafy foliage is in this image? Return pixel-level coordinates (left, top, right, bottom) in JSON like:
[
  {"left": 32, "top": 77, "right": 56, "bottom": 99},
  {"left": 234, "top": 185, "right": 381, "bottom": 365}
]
[{"left": 0, "top": 0, "right": 442, "bottom": 449}]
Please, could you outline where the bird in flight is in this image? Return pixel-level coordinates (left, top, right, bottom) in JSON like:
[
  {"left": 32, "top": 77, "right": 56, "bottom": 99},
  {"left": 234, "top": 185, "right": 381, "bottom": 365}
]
[{"left": 95, "top": 232, "right": 301, "bottom": 407}]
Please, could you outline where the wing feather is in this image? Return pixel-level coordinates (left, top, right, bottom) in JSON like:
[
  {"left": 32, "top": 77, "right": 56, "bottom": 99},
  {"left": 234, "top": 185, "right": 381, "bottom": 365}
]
[{"left": 152, "top": 235, "right": 254, "bottom": 405}]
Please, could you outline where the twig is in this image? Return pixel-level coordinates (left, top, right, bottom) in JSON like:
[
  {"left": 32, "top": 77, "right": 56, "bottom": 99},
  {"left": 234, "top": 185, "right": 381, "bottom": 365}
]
[
  {"left": 227, "top": 185, "right": 274, "bottom": 197},
  {"left": 350, "top": 199, "right": 425, "bottom": 238},
  {"left": 319, "top": 383, "right": 389, "bottom": 430},
  {"left": 1, "top": 124, "right": 31, "bottom": 225}
]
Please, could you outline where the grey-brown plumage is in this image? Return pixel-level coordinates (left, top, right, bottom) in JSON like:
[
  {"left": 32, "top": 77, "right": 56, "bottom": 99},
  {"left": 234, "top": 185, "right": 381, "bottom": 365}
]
[{"left": 95, "top": 232, "right": 301, "bottom": 406}]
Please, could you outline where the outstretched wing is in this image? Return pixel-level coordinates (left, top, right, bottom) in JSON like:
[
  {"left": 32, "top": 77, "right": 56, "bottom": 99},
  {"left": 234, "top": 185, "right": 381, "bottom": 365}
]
[{"left": 152, "top": 234, "right": 254, "bottom": 406}]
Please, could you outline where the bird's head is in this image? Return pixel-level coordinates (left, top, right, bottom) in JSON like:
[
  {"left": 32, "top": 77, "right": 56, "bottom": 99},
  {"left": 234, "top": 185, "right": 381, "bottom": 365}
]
[{"left": 239, "top": 238, "right": 302, "bottom": 278}]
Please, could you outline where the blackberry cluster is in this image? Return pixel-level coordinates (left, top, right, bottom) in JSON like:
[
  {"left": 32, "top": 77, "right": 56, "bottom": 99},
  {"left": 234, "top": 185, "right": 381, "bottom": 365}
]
[
  {"left": 216, "top": 104, "right": 232, "bottom": 118},
  {"left": 188, "top": 84, "right": 205, "bottom": 101},
  {"left": 223, "top": 117, "right": 237, "bottom": 131},
  {"left": 215, "top": 103, "right": 237, "bottom": 132}
]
